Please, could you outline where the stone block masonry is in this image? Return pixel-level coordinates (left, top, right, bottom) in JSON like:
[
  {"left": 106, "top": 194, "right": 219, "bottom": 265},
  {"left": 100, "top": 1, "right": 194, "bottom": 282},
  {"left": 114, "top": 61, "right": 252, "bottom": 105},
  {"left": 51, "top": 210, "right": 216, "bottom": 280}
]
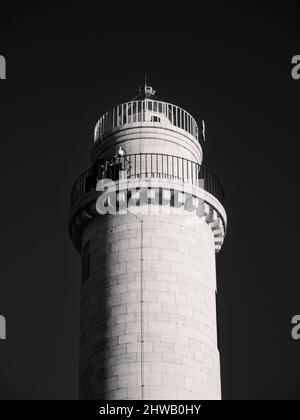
[{"left": 79, "top": 209, "right": 221, "bottom": 400}]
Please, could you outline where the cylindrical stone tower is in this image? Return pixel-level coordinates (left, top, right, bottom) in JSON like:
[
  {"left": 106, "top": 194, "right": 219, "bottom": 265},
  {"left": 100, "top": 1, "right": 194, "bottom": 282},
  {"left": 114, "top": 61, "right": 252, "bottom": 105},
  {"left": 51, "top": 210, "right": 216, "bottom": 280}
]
[{"left": 69, "top": 84, "right": 227, "bottom": 400}]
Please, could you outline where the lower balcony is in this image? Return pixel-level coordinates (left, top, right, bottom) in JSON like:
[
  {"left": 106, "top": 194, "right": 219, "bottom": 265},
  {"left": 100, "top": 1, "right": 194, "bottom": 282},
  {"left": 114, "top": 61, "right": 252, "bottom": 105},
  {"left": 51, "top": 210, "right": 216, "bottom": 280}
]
[{"left": 70, "top": 153, "right": 225, "bottom": 211}]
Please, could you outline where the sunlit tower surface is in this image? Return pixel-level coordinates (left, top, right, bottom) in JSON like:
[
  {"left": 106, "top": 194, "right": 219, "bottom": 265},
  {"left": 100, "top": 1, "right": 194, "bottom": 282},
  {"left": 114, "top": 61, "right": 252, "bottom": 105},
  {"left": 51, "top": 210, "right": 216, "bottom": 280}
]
[{"left": 69, "top": 84, "right": 227, "bottom": 400}]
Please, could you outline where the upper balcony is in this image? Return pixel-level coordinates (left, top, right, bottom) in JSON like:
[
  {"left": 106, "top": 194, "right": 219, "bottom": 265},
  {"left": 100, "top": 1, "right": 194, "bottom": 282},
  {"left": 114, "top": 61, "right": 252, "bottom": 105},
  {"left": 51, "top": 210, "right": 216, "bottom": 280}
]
[{"left": 94, "top": 99, "right": 200, "bottom": 143}]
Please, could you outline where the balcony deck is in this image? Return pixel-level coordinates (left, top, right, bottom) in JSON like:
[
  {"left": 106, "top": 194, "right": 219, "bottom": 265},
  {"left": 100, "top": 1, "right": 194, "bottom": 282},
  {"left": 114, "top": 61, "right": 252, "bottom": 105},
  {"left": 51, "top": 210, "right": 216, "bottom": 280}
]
[{"left": 70, "top": 153, "right": 224, "bottom": 210}]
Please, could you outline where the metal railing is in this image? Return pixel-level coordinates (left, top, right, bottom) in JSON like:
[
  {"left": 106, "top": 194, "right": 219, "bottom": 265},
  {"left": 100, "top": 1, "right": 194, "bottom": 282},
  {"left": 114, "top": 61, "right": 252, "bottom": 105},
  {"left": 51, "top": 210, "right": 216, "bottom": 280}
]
[
  {"left": 70, "top": 153, "right": 224, "bottom": 209},
  {"left": 94, "top": 99, "right": 199, "bottom": 142}
]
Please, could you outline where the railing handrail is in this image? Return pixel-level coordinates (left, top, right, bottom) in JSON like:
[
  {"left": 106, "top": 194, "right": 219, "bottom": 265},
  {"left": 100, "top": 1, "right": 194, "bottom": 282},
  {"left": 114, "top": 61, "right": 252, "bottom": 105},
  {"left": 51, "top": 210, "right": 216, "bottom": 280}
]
[
  {"left": 70, "top": 153, "right": 225, "bottom": 210},
  {"left": 94, "top": 99, "right": 199, "bottom": 142}
]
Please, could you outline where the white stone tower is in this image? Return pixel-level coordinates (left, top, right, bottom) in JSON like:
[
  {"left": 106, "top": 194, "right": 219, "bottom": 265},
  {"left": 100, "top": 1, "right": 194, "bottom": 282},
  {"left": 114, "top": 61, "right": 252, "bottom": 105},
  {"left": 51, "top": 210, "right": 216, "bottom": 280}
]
[{"left": 69, "top": 84, "right": 227, "bottom": 400}]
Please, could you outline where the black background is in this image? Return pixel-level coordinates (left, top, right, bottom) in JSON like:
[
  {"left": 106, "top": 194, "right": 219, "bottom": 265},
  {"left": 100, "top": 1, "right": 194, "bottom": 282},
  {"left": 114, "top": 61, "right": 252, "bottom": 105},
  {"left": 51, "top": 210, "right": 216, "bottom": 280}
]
[{"left": 0, "top": 0, "right": 299, "bottom": 400}]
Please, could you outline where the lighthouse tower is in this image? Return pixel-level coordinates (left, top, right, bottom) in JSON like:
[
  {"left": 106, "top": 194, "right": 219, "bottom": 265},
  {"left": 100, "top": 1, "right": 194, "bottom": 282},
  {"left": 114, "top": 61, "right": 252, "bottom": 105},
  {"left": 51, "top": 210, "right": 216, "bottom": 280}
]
[{"left": 69, "top": 84, "right": 227, "bottom": 400}]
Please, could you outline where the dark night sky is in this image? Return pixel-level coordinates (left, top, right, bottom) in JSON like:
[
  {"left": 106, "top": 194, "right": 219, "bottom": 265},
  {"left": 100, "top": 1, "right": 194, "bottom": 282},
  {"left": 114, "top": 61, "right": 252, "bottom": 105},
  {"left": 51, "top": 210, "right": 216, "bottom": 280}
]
[{"left": 0, "top": 1, "right": 299, "bottom": 400}]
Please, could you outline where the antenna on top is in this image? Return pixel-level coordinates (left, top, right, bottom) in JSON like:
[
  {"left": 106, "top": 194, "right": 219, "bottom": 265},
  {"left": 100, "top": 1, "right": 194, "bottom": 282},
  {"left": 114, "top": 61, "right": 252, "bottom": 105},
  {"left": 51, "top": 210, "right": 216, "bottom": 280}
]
[{"left": 138, "top": 74, "right": 156, "bottom": 99}]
